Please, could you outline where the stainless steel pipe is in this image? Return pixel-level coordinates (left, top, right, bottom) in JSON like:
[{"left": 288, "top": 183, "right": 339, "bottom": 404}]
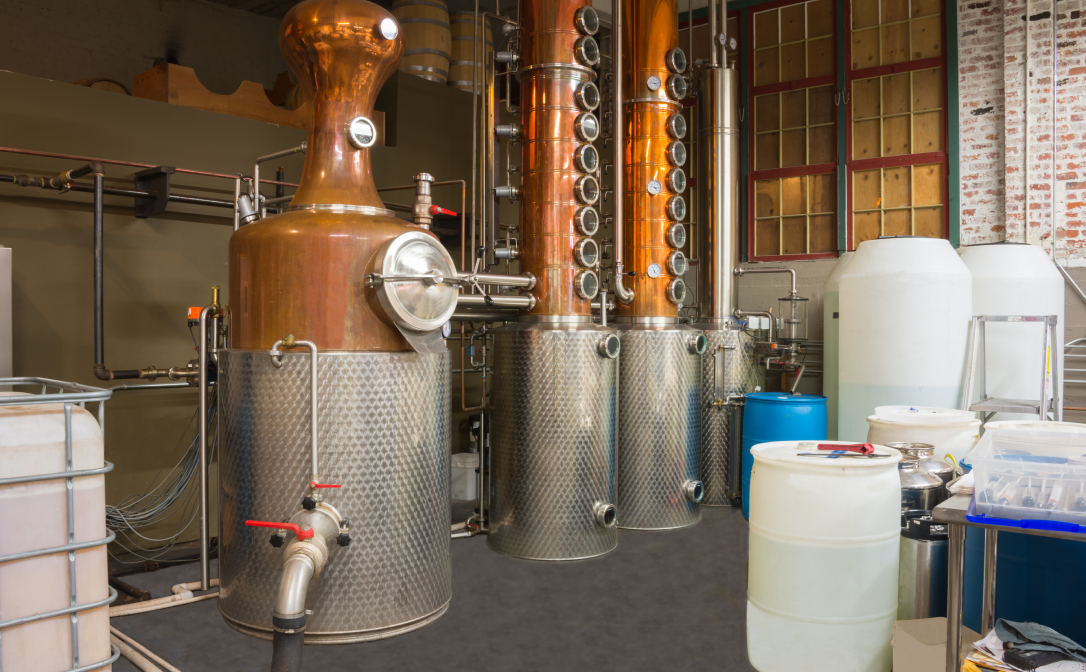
[
  {"left": 198, "top": 305, "right": 213, "bottom": 591},
  {"left": 734, "top": 266, "right": 797, "bottom": 296},
  {"left": 611, "top": 0, "right": 633, "bottom": 305},
  {"left": 457, "top": 294, "right": 536, "bottom": 310}
]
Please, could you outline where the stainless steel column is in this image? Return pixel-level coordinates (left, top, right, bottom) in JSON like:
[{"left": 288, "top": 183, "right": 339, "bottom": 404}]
[
  {"left": 982, "top": 529, "right": 999, "bottom": 634},
  {"left": 946, "top": 523, "right": 966, "bottom": 672}
]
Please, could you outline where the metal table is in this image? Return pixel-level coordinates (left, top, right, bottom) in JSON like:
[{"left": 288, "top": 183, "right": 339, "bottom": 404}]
[{"left": 932, "top": 494, "right": 1086, "bottom": 672}]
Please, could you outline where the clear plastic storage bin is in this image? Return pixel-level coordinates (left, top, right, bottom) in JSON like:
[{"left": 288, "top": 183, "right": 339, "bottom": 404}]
[{"left": 970, "top": 429, "right": 1086, "bottom": 528}]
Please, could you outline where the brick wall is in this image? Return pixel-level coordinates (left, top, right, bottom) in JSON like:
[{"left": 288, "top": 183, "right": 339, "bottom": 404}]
[
  {"left": 958, "top": 0, "right": 1086, "bottom": 266},
  {"left": 0, "top": 0, "right": 286, "bottom": 97}
]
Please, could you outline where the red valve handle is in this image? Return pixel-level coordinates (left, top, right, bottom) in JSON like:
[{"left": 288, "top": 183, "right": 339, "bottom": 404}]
[
  {"left": 429, "top": 205, "right": 457, "bottom": 217},
  {"left": 245, "top": 520, "right": 314, "bottom": 540},
  {"left": 309, "top": 482, "right": 341, "bottom": 489},
  {"left": 817, "top": 443, "right": 875, "bottom": 456}
]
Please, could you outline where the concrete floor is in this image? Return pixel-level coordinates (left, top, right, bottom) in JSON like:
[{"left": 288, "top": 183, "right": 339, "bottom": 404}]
[{"left": 111, "top": 506, "right": 755, "bottom": 672}]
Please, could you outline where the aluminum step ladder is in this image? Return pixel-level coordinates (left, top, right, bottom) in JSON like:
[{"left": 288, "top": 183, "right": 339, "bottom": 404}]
[{"left": 963, "top": 315, "right": 1059, "bottom": 421}]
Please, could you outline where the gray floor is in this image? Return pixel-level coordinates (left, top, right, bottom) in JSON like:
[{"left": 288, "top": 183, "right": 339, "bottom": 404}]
[{"left": 112, "top": 506, "right": 755, "bottom": 672}]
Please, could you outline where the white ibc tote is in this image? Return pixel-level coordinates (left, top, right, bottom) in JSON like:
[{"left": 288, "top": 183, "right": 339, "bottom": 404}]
[
  {"left": 747, "top": 440, "right": 901, "bottom": 672},
  {"left": 822, "top": 252, "right": 854, "bottom": 440},
  {"left": 838, "top": 238, "right": 971, "bottom": 442},
  {"left": 960, "top": 242, "right": 1064, "bottom": 421}
]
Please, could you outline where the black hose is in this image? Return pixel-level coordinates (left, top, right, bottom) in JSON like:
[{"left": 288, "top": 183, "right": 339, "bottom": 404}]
[{"left": 270, "top": 615, "right": 306, "bottom": 672}]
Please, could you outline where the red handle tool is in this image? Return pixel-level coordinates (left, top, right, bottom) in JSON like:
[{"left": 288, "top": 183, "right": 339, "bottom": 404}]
[
  {"left": 817, "top": 443, "right": 875, "bottom": 455},
  {"left": 429, "top": 205, "right": 457, "bottom": 217},
  {"left": 245, "top": 520, "right": 314, "bottom": 540},
  {"left": 309, "top": 482, "right": 342, "bottom": 489}
]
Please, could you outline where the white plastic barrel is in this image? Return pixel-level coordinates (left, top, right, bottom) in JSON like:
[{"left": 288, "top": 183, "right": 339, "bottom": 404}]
[
  {"left": 451, "top": 452, "right": 478, "bottom": 501},
  {"left": 839, "top": 238, "right": 971, "bottom": 442},
  {"left": 823, "top": 252, "right": 854, "bottom": 441},
  {"left": 960, "top": 243, "right": 1064, "bottom": 421},
  {"left": 747, "top": 440, "right": 901, "bottom": 672},
  {"left": 984, "top": 420, "right": 1086, "bottom": 432},
  {"left": 0, "top": 392, "right": 111, "bottom": 672},
  {"left": 866, "top": 405, "right": 981, "bottom": 464}
]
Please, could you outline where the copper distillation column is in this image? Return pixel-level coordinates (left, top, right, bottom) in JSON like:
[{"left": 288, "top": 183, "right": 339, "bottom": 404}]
[
  {"left": 486, "top": 0, "right": 623, "bottom": 560},
  {"left": 218, "top": 0, "right": 459, "bottom": 646},
  {"left": 613, "top": 0, "right": 706, "bottom": 530}
]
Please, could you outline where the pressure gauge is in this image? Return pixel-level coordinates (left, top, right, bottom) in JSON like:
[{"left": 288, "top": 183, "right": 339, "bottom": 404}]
[
  {"left": 574, "top": 237, "right": 600, "bottom": 267},
  {"left": 667, "top": 195, "right": 687, "bottom": 221},
  {"left": 379, "top": 18, "right": 399, "bottom": 40},
  {"left": 667, "top": 168, "right": 686, "bottom": 193},
  {"left": 575, "top": 36, "right": 600, "bottom": 66},
  {"left": 575, "top": 81, "right": 601, "bottom": 111},
  {"left": 575, "top": 270, "right": 600, "bottom": 300},
  {"left": 667, "top": 112, "right": 687, "bottom": 139},
  {"left": 574, "top": 175, "right": 600, "bottom": 204},
  {"left": 667, "top": 278, "right": 687, "bottom": 305},
  {"left": 574, "top": 206, "right": 600, "bottom": 236},
  {"left": 667, "top": 223, "right": 687, "bottom": 248},
  {"left": 647, "top": 263, "right": 663, "bottom": 278},
  {"left": 667, "top": 250, "right": 688, "bottom": 276},
  {"left": 574, "top": 6, "right": 600, "bottom": 35},
  {"left": 666, "top": 141, "right": 687, "bottom": 167},
  {"left": 441, "top": 321, "right": 452, "bottom": 338},
  {"left": 647, "top": 75, "right": 662, "bottom": 91},
  {"left": 574, "top": 113, "right": 600, "bottom": 142},
  {"left": 647, "top": 179, "right": 662, "bottom": 195},
  {"left": 666, "top": 74, "right": 687, "bottom": 100},
  {"left": 666, "top": 48, "right": 687, "bottom": 74},
  {"left": 728, "top": 36, "right": 738, "bottom": 51},
  {"left": 574, "top": 144, "right": 600, "bottom": 173},
  {"left": 347, "top": 116, "right": 377, "bottom": 148}
]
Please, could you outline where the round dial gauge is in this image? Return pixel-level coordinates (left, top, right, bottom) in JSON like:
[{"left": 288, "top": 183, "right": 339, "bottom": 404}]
[
  {"left": 347, "top": 117, "right": 377, "bottom": 149},
  {"left": 647, "top": 75, "right": 662, "bottom": 91},
  {"left": 647, "top": 263, "right": 663, "bottom": 278},
  {"left": 647, "top": 179, "right": 662, "bottom": 195}
]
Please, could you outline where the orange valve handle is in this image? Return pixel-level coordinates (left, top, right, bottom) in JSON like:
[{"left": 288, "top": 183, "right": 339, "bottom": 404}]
[
  {"left": 245, "top": 520, "right": 314, "bottom": 540},
  {"left": 309, "top": 482, "right": 342, "bottom": 489},
  {"left": 817, "top": 443, "right": 875, "bottom": 456},
  {"left": 429, "top": 205, "right": 457, "bottom": 217}
]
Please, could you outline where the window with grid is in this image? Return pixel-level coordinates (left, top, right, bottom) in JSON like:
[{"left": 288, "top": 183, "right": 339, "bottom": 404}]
[
  {"left": 749, "top": 0, "right": 838, "bottom": 261},
  {"left": 847, "top": 0, "right": 947, "bottom": 247}
]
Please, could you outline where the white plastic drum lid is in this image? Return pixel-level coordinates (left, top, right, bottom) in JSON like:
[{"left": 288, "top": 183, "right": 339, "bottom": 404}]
[
  {"left": 751, "top": 439, "right": 901, "bottom": 466},
  {"left": 872, "top": 406, "right": 976, "bottom": 424}
]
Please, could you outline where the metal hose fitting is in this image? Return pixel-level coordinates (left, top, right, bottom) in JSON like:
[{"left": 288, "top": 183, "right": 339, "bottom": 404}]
[
  {"left": 593, "top": 502, "right": 617, "bottom": 528},
  {"left": 683, "top": 480, "right": 705, "bottom": 503}
]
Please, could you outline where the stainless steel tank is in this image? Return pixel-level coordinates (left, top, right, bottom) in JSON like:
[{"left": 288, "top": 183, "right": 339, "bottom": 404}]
[
  {"left": 217, "top": 350, "right": 452, "bottom": 642},
  {"left": 615, "top": 324, "right": 704, "bottom": 530},
  {"left": 488, "top": 322, "right": 619, "bottom": 560}
]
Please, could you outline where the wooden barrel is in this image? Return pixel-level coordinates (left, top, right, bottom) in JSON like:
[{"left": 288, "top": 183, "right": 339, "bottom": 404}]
[
  {"left": 449, "top": 14, "right": 494, "bottom": 93},
  {"left": 392, "top": 0, "right": 452, "bottom": 84}
]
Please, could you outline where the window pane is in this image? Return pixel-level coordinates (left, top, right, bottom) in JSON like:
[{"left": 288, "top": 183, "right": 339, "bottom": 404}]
[
  {"left": 854, "top": 169, "right": 881, "bottom": 210},
  {"left": 782, "top": 90, "right": 807, "bottom": 128},
  {"left": 810, "top": 173, "right": 836, "bottom": 213},
  {"left": 913, "top": 111, "right": 943, "bottom": 153},
  {"left": 782, "top": 177, "right": 807, "bottom": 215},
  {"left": 782, "top": 217, "right": 808, "bottom": 254},
  {"left": 882, "top": 115, "right": 911, "bottom": 156},
  {"left": 853, "top": 78, "right": 881, "bottom": 118},
  {"left": 853, "top": 119, "right": 881, "bottom": 160},
  {"left": 881, "top": 23, "right": 910, "bottom": 65},
  {"left": 756, "top": 94, "right": 781, "bottom": 132},
  {"left": 809, "top": 126, "right": 835, "bottom": 164},
  {"left": 809, "top": 86, "right": 836, "bottom": 125},
  {"left": 755, "top": 10, "right": 779, "bottom": 48},
  {"left": 854, "top": 211, "right": 881, "bottom": 246},
  {"left": 852, "top": 27, "right": 879, "bottom": 69},
  {"left": 913, "top": 68, "right": 943, "bottom": 111},
  {"left": 809, "top": 214, "right": 836, "bottom": 252},
  {"left": 808, "top": 0, "right": 834, "bottom": 37},
  {"left": 883, "top": 209, "right": 911, "bottom": 237},
  {"left": 781, "top": 42, "right": 807, "bottom": 82},
  {"left": 756, "top": 219, "right": 781, "bottom": 256},
  {"left": 853, "top": 0, "right": 879, "bottom": 29},
  {"left": 913, "top": 163, "right": 943, "bottom": 206},
  {"left": 782, "top": 129, "right": 807, "bottom": 167},
  {"left": 911, "top": 16, "right": 942, "bottom": 60},
  {"left": 883, "top": 73, "right": 910, "bottom": 115},
  {"left": 755, "top": 48, "right": 780, "bottom": 86},
  {"left": 757, "top": 132, "right": 781, "bottom": 170},
  {"left": 913, "top": 0, "right": 941, "bottom": 18},
  {"left": 781, "top": 4, "right": 806, "bottom": 43},
  {"left": 883, "top": 166, "right": 911, "bottom": 208},
  {"left": 882, "top": 0, "right": 910, "bottom": 23},
  {"left": 914, "top": 207, "right": 943, "bottom": 238},
  {"left": 808, "top": 37, "right": 835, "bottom": 78},
  {"left": 755, "top": 179, "right": 781, "bottom": 217}
]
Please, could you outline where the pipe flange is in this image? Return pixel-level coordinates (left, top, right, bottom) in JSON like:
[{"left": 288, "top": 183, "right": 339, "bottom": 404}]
[
  {"left": 683, "top": 480, "right": 705, "bottom": 503},
  {"left": 593, "top": 502, "right": 617, "bottom": 527},
  {"left": 597, "top": 334, "right": 621, "bottom": 359},
  {"left": 687, "top": 333, "right": 708, "bottom": 355}
]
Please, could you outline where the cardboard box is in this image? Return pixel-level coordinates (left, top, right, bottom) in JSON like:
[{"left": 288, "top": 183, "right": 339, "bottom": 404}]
[{"left": 893, "top": 618, "right": 982, "bottom": 672}]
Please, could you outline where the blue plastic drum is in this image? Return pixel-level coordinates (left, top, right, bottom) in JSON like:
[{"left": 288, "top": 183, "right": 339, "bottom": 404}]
[{"left": 741, "top": 392, "right": 828, "bottom": 519}]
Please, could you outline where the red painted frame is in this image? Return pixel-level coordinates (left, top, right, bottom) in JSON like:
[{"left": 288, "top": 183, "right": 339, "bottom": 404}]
[
  {"left": 842, "top": 0, "right": 951, "bottom": 249},
  {"left": 746, "top": 0, "right": 840, "bottom": 262}
]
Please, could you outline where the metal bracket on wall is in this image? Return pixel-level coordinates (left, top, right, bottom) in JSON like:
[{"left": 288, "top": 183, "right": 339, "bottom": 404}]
[{"left": 133, "top": 166, "right": 175, "bottom": 218}]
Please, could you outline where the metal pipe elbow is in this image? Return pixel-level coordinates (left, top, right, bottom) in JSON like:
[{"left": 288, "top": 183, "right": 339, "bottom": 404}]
[{"left": 612, "top": 266, "right": 634, "bottom": 305}]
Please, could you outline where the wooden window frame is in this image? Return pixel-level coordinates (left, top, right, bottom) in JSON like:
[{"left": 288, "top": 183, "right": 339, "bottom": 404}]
[
  {"left": 844, "top": 0, "right": 950, "bottom": 248},
  {"left": 746, "top": 0, "right": 840, "bottom": 262}
]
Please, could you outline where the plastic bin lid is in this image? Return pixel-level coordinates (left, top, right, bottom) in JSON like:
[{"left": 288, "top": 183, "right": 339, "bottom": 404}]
[
  {"left": 872, "top": 405, "right": 976, "bottom": 425},
  {"left": 751, "top": 440, "right": 900, "bottom": 468},
  {"left": 451, "top": 452, "right": 479, "bottom": 468},
  {"left": 746, "top": 392, "right": 826, "bottom": 404}
]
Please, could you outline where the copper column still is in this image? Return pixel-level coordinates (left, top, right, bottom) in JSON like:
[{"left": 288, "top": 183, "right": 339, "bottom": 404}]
[
  {"left": 487, "top": 0, "right": 623, "bottom": 561},
  {"left": 218, "top": 0, "right": 457, "bottom": 643},
  {"left": 613, "top": 0, "right": 706, "bottom": 530}
]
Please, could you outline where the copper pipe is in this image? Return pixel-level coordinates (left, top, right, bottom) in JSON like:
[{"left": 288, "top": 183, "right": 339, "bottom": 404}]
[{"left": 617, "top": 0, "right": 681, "bottom": 319}]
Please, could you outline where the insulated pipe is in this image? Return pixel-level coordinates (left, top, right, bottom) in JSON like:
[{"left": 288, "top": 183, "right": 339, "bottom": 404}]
[
  {"left": 111, "top": 627, "right": 183, "bottom": 672},
  {"left": 611, "top": 0, "right": 634, "bottom": 305}
]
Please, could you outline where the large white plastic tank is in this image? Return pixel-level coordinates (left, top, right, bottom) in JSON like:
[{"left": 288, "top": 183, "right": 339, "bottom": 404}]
[
  {"left": 823, "top": 252, "right": 854, "bottom": 441},
  {"left": 747, "top": 440, "right": 901, "bottom": 672},
  {"left": 0, "top": 392, "right": 112, "bottom": 672},
  {"left": 867, "top": 405, "right": 981, "bottom": 464},
  {"left": 960, "top": 243, "right": 1064, "bottom": 421},
  {"left": 838, "top": 238, "right": 971, "bottom": 442}
]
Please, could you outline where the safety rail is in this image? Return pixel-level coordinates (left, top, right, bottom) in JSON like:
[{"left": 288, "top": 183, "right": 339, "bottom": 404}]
[{"left": 0, "top": 377, "right": 120, "bottom": 672}]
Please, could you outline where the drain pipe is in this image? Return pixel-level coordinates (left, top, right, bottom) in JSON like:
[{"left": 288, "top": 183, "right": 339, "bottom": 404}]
[{"left": 611, "top": 0, "right": 634, "bottom": 305}]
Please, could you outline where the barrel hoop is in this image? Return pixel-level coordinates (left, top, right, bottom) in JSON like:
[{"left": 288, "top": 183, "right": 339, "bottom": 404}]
[
  {"left": 397, "top": 17, "right": 452, "bottom": 28},
  {"left": 404, "top": 65, "right": 449, "bottom": 77},
  {"left": 447, "top": 81, "right": 480, "bottom": 87},
  {"left": 450, "top": 60, "right": 479, "bottom": 66},
  {"left": 416, "top": 74, "right": 447, "bottom": 83},
  {"left": 406, "top": 48, "right": 452, "bottom": 59},
  {"left": 392, "top": 0, "right": 449, "bottom": 9},
  {"left": 748, "top": 597, "right": 898, "bottom": 626}
]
